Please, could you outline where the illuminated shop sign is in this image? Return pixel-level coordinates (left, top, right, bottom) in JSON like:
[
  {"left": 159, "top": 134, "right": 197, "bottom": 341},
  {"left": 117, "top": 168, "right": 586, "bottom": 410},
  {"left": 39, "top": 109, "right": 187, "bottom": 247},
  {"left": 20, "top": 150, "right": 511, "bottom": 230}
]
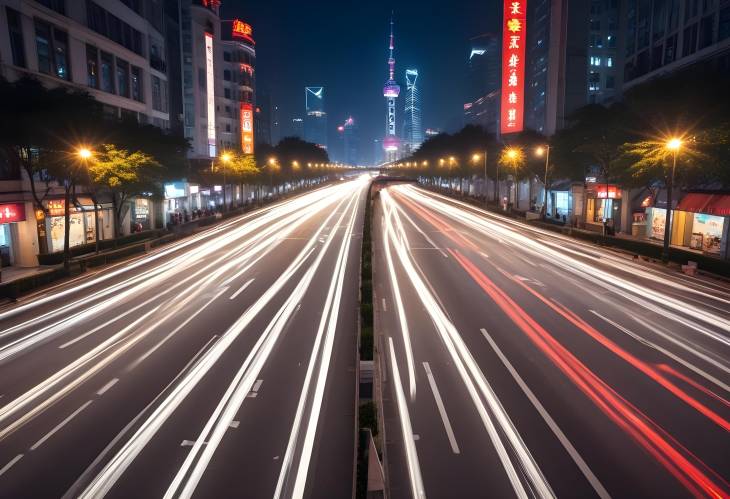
[
  {"left": 0, "top": 203, "right": 26, "bottom": 223},
  {"left": 501, "top": 0, "right": 527, "bottom": 134},
  {"left": 232, "top": 19, "right": 254, "bottom": 44},
  {"left": 47, "top": 200, "right": 65, "bottom": 217},
  {"left": 241, "top": 103, "right": 254, "bottom": 154},
  {"left": 205, "top": 32, "right": 216, "bottom": 158}
]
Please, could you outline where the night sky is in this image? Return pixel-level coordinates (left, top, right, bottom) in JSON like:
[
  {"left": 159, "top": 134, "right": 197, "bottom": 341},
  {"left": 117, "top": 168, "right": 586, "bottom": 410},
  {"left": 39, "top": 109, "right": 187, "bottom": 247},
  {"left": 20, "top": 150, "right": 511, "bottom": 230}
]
[{"left": 221, "top": 0, "right": 499, "bottom": 163}]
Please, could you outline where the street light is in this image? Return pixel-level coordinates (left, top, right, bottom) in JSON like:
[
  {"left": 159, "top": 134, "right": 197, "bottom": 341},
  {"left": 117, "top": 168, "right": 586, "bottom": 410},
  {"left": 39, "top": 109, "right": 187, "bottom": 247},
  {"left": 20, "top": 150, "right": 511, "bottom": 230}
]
[
  {"left": 77, "top": 147, "right": 93, "bottom": 160},
  {"left": 662, "top": 137, "right": 683, "bottom": 263},
  {"left": 218, "top": 152, "right": 233, "bottom": 211},
  {"left": 535, "top": 145, "right": 551, "bottom": 219},
  {"left": 473, "top": 151, "right": 488, "bottom": 205}
]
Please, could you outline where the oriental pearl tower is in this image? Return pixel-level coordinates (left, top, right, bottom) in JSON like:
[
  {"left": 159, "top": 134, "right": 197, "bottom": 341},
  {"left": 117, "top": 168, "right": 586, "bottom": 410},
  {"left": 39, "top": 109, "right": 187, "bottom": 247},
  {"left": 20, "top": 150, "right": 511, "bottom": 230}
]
[{"left": 383, "top": 15, "right": 401, "bottom": 162}]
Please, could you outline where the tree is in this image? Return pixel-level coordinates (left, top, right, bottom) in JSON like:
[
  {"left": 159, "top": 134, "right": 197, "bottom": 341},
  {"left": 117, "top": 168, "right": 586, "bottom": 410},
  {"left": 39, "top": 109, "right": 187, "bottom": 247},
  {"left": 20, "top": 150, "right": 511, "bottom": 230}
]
[
  {"left": 88, "top": 145, "right": 161, "bottom": 239},
  {"left": 225, "top": 152, "right": 259, "bottom": 208}
]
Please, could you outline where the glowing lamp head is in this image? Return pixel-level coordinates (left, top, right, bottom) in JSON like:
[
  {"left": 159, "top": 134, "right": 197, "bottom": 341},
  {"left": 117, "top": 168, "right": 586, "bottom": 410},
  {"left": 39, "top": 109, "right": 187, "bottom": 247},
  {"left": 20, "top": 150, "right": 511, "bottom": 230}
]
[
  {"left": 507, "top": 149, "right": 518, "bottom": 160},
  {"left": 77, "top": 148, "right": 93, "bottom": 160},
  {"left": 220, "top": 152, "right": 232, "bottom": 163},
  {"left": 535, "top": 146, "right": 545, "bottom": 157},
  {"left": 472, "top": 154, "right": 481, "bottom": 162},
  {"left": 666, "top": 138, "right": 682, "bottom": 151},
  {"left": 268, "top": 157, "right": 277, "bottom": 165}
]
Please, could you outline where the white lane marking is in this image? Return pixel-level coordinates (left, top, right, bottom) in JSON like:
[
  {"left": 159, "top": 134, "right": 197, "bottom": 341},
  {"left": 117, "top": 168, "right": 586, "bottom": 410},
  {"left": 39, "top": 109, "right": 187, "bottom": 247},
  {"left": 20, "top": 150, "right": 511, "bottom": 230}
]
[
  {"left": 0, "top": 454, "right": 23, "bottom": 477},
  {"left": 481, "top": 328, "right": 610, "bottom": 499},
  {"left": 590, "top": 311, "right": 730, "bottom": 393},
  {"left": 229, "top": 278, "right": 255, "bottom": 300},
  {"left": 229, "top": 421, "right": 239, "bottom": 429},
  {"left": 181, "top": 440, "right": 208, "bottom": 447},
  {"left": 480, "top": 252, "right": 489, "bottom": 259},
  {"left": 388, "top": 338, "right": 426, "bottom": 498},
  {"left": 96, "top": 378, "right": 119, "bottom": 396},
  {"left": 252, "top": 379, "right": 263, "bottom": 392},
  {"left": 392, "top": 201, "right": 448, "bottom": 258},
  {"left": 382, "top": 298, "right": 388, "bottom": 312},
  {"left": 413, "top": 434, "right": 420, "bottom": 441},
  {"left": 423, "top": 362, "right": 460, "bottom": 454},
  {"left": 30, "top": 400, "right": 93, "bottom": 451}
]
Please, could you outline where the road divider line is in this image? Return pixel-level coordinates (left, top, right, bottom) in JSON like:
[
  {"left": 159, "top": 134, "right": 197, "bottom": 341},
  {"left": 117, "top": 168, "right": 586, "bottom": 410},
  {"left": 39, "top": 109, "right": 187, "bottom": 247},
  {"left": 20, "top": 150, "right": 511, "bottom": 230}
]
[
  {"left": 0, "top": 454, "right": 23, "bottom": 477},
  {"left": 481, "top": 328, "right": 610, "bottom": 499},
  {"left": 96, "top": 378, "right": 119, "bottom": 396},
  {"left": 422, "top": 362, "right": 460, "bottom": 454},
  {"left": 30, "top": 400, "right": 93, "bottom": 451},
  {"left": 230, "top": 279, "right": 255, "bottom": 300}
]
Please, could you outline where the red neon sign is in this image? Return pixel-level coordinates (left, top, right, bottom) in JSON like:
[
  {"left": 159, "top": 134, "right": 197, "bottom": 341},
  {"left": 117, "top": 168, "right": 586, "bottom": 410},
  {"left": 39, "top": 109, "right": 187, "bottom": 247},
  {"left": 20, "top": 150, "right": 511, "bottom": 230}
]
[
  {"left": 232, "top": 19, "right": 254, "bottom": 44},
  {"left": 501, "top": 0, "right": 527, "bottom": 134},
  {"left": 0, "top": 203, "right": 26, "bottom": 223},
  {"left": 241, "top": 103, "right": 254, "bottom": 155}
]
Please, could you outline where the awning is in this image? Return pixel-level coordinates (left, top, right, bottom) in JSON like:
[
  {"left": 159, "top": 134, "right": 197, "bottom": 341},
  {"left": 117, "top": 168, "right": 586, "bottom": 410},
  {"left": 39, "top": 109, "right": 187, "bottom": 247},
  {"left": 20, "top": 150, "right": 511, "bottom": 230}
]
[{"left": 676, "top": 193, "right": 730, "bottom": 216}]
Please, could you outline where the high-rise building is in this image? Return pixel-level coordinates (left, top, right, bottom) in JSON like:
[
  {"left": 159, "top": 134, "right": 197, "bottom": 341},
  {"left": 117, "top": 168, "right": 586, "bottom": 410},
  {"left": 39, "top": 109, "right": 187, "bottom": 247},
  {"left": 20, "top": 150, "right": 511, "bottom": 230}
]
[
  {"left": 464, "top": 33, "right": 500, "bottom": 132},
  {"left": 291, "top": 117, "right": 304, "bottom": 138},
  {"left": 254, "top": 91, "right": 272, "bottom": 146},
  {"left": 382, "top": 16, "right": 401, "bottom": 162},
  {"left": 220, "top": 18, "right": 256, "bottom": 154},
  {"left": 622, "top": 0, "right": 730, "bottom": 91},
  {"left": 0, "top": 0, "right": 180, "bottom": 265},
  {"left": 522, "top": 0, "right": 622, "bottom": 135},
  {"left": 272, "top": 104, "right": 281, "bottom": 144},
  {"left": 402, "top": 69, "right": 423, "bottom": 154},
  {"left": 304, "top": 86, "right": 327, "bottom": 149},
  {"left": 341, "top": 117, "right": 359, "bottom": 165}
]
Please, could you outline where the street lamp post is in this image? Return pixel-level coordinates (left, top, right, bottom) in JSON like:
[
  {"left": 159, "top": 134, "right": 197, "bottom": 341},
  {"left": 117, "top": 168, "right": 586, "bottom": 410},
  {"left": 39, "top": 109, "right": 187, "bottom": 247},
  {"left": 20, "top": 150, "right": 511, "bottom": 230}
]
[
  {"left": 536, "top": 145, "right": 550, "bottom": 219},
  {"left": 662, "top": 138, "right": 682, "bottom": 263},
  {"left": 473, "top": 152, "right": 488, "bottom": 205},
  {"left": 219, "top": 152, "right": 232, "bottom": 211},
  {"left": 77, "top": 147, "right": 99, "bottom": 254}
]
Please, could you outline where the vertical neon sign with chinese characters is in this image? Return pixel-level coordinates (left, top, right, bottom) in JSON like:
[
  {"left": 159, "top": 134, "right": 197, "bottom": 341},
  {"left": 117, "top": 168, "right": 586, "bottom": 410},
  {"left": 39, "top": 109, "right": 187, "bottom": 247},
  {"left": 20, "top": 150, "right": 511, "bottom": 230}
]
[
  {"left": 501, "top": 0, "right": 527, "bottom": 134},
  {"left": 241, "top": 103, "right": 254, "bottom": 154},
  {"left": 205, "top": 32, "right": 216, "bottom": 157}
]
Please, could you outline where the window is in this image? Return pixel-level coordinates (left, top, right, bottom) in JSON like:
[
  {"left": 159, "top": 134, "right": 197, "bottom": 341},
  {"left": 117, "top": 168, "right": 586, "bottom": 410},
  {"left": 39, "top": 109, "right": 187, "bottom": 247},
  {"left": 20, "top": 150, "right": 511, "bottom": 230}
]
[
  {"left": 85, "top": 1, "right": 144, "bottom": 56},
  {"left": 606, "top": 56, "right": 613, "bottom": 67},
  {"left": 6, "top": 7, "right": 26, "bottom": 68},
  {"left": 36, "top": 0, "right": 65, "bottom": 14},
  {"left": 100, "top": 51, "right": 114, "bottom": 93},
  {"left": 86, "top": 45, "right": 99, "bottom": 88},
  {"left": 685, "top": 0, "right": 698, "bottom": 21},
  {"left": 590, "top": 56, "right": 602, "bottom": 66},
  {"left": 699, "top": 15, "right": 714, "bottom": 49},
  {"left": 34, "top": 21, "right": 70, "bottom": 80},
  {"left": 223, "top": 51, "right": 231, "bottom": 62},
  {"left": 606, "top": 75, "right": 615, "bottom": 88},
  {"left": 590, "top": 20, "right": 601, "bottom": 31},
  {"left": 607, "top": 34, "right": 616, "bottom": 48},
  {"left": 683, "top": 23, "right": 698, "bottom": 56},
  {"left": 151, "top": 75, "right": 168, "bottom": 112},
  {"left": 116, "top": 59, "right": 129, "bottom": 98},
  {"left": 720, "top": 7, "right": 730, "bottom": 41},
  {"left": 223, "top": 69, "right": 231, "bottom": 81},
  {"left": 664, "top": 34, "right": 678, "bottom": 64},
  {"left": 225, "top": 123, "right": 231, "bottom": 133},
  {"left": 590, "top": 34, "right": 603, "bottom": 47},
  {"left": 35, "top": 21, "right": 52, "bottom": 75},
  {"left": 131, "top": 66, "right": 143, "bottom": 102},
  {"left": 224, "top": 87, "right": 231, "bottom": 99}
]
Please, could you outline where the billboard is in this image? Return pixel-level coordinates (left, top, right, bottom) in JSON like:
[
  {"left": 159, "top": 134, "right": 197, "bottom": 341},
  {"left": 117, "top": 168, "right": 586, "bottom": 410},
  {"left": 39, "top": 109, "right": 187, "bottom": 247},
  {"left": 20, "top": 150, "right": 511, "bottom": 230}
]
[
  {"left": 205, "top": 32, "right": 216, "bottom": 157},
  {"left": 0, "top": 203, "right": 26, "bottom": 223},
  {"left": 231, "top": 19, "right": 254, "bottom": 44},
  {"left": 241, "top": 103, "right": 254, "bottom": 154},
  {"left": 500, "top": 0, "right": 527, "bottom": 134}
]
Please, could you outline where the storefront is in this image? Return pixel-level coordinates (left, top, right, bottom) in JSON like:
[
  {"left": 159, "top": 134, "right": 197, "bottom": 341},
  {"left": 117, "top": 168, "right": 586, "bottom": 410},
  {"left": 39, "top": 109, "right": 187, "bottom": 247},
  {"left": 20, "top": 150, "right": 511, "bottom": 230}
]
[
  {"left": 584, "top": 183, "right": 623, "bottom": 232},
  {"left": 43, "top": 198, "right": 114, "bottom": 253},
  {"left": 645, "top": 192, "right": 730, "bottom": 259},
  {"left": 0, "top": 203, "right": 27, "bottom": 266},
  {"left": 131, "top": 198, "right": 152, "bottom": 232}
]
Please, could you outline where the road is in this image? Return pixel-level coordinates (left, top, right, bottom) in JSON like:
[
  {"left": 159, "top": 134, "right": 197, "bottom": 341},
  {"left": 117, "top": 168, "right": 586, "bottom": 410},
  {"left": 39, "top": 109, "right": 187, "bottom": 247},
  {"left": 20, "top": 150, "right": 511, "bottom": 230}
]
[
  {"left": 0, "top": 177, "right": 369, "bottom": 498},
  {"left": 373, "top": 184, "right": 730, "bottom": 499}
]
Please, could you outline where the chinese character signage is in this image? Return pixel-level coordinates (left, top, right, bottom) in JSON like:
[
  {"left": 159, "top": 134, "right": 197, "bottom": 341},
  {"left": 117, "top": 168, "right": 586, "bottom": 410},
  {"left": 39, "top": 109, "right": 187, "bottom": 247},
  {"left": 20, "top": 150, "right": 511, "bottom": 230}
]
[
  {"left": 0, "top": 203, "right": 26, "bottom": 223},
  {"left": 501, "top": 0, "right": 527, "bottom": 134},
  {"left": 47, "top": 200, "right": 66, "bottom": 217},
  {"left": 241, "top": 103, "right": 254, "bottom": 155},
  {"left": 231, "top": 19, "right": 254, "bottom": 44},
  {"left": 205, "top": 32, "right": 216, "bottom": 158}
]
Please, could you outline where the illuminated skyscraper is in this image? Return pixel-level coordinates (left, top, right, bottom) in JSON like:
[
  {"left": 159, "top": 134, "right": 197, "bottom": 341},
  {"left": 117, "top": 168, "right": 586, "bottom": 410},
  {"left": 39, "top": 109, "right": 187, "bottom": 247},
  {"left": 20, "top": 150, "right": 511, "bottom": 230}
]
[
  {"left": 304, "top": 86, "right": 328, "bottom": 149},
  {"left": 402, "top": 69, "right": 423, "bottom": 154},
  {"left": 382, "top": 15, "right": 400, "bottom": 162}
]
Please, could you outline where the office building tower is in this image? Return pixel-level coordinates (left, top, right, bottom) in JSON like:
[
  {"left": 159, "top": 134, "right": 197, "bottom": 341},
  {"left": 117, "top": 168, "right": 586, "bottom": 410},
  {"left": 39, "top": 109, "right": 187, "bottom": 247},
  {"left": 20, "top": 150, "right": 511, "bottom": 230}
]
[
  {"left": 304, "top": 86, "right": 327, "bottom": 149},
  {"left": 403, "top": 69, "right": 423, "bottom": 154}
]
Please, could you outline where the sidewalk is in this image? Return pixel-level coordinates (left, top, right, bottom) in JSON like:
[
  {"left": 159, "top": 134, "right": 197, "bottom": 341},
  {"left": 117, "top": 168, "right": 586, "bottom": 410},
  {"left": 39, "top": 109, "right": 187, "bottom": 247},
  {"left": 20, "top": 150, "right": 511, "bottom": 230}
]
[{"left": 0, "top": 265, "right": 59, "bottom": 284}]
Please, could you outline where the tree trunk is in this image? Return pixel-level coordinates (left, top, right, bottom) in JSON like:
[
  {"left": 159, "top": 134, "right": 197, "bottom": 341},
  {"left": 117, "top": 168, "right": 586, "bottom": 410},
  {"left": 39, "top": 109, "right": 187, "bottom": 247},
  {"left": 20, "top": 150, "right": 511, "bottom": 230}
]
[{"left": 93, "top": 195, "right": 100, "bottom": 254}]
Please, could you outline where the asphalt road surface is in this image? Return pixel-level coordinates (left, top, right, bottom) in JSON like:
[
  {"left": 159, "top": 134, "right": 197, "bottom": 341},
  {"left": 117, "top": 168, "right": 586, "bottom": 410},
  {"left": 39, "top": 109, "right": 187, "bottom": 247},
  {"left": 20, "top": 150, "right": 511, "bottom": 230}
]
[
  {"left": 373, "top": 184, "right": 730, "bottom": 499},
  {"left": 0, "top": 177, "right": 369, "bottom": 498}
]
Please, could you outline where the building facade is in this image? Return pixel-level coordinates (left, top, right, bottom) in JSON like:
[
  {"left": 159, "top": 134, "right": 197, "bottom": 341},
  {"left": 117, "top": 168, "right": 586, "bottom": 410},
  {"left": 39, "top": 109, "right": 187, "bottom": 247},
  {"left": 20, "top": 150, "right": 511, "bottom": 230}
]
[
  {"left": 304, "top": 86, "right": 327, "bottom": 149},
  {"left": 402, "top": 68, "right": 423, "bottom": 155},
  {"left": 220, "top": 17, "right": 255, "bottom": 154},
  {"left": 464, "top": 33, "right": 500, "bottom": 131},
  {"left": 0, "top": 0, "right": 176, "bottom": 266},
  {"left": 622, "top": 0, "right": 730, "bottom": 90}
]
